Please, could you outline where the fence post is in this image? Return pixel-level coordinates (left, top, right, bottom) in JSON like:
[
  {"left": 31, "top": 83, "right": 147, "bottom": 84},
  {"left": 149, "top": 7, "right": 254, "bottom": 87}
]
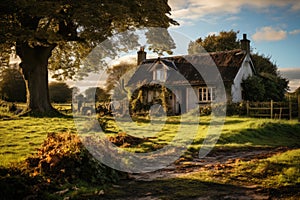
[
  {"left": 246, "top": 101, "right": 249, "bottom": 116},
  {"left": 270, "top": 100, "right": 273, "bottom": 119},
  {"left": 298, "top": 95, "right": 300, "bottom": 122},
  {"left": 289, "top": 98, "right": 292, "bottom": 120}
]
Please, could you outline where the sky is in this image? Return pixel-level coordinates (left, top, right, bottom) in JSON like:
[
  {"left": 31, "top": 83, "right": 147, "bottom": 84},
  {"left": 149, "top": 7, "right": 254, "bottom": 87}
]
[{"left": 167, "top": 0, "right": 300, "bottom": 91}]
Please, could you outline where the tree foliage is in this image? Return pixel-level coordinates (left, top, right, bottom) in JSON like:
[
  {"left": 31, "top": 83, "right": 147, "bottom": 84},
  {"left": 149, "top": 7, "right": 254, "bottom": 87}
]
[
  {"left": 0, "top": 68, "right": 26, "bottom": 102},
  {"left": 242, "top": 76, "right": 266, "bottom": 101},
  {"left": 49, "top": 82, "right": 72, "bottom": 103},
  {"left": 0, "top": 0, "right": 177, "bottom": 76},
  {"left": 106, "top": 61, "right": 136, "bottom": 96},
  {"left": 0, "top": 0, "right": 177, "bottom": 115},
  {"left": 251, "top": 53, "right": 278, "bottom": 75},
  {"left": 188, "top": 30, "right": 240, "bottom": 54},
  {"left": 85, "top": 87, "right": 109, "bottom": 102},
  {"left": 245, "top": 54, "right": 289, "bottom": 101},
  {"left": 242, "top": 74, "right": 289, "bottom": 101}
]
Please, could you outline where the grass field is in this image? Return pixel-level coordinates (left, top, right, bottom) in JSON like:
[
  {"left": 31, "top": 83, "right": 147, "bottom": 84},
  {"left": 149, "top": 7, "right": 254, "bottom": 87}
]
[
  {"left": 0, "top": 108, "right": 299, "bottom": 199},
  {"left": 1, "top": 112, "right": 299, "bottom": 166},
  {"left": 0, "top": 116, "right": 77, "bottom": 166}
]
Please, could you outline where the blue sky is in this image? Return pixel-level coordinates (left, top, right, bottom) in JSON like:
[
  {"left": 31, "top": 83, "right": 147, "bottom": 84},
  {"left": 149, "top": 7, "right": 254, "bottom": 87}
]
[{"left": 168, "top": 0, "right": 300, "bottom": 91}]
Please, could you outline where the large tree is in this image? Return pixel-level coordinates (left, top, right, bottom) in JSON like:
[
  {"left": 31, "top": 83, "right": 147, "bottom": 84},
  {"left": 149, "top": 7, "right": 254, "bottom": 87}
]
[{"left": 0, "top": 0, "right": 177, "bottom": 115}]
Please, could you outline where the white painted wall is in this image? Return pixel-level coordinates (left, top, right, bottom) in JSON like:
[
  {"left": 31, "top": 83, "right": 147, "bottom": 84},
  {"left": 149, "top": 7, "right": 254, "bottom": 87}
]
[
  {"left": 231, "top": 55, "right": 254, "bottom": 102},
  {"left": 186, "top": 87, "right": 198, "bottom": 112}
]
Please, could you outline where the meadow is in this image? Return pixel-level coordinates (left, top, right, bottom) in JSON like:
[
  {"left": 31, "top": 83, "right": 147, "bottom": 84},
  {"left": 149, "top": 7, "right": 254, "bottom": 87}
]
[
  {"left": 1, "top": 113, "right": 300, "bottom": 167},
  {"left": 0, "top": 106, "right": 299, "bottom": 199}
]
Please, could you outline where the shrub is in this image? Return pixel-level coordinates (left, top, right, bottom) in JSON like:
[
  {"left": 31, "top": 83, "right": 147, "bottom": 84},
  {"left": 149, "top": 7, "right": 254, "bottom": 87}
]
[
  {"left": 225, "top": 102, "right": 247, "bottom": 116},
  {"left": 199, "top": 102, "right": 246, "bottom": 116}
]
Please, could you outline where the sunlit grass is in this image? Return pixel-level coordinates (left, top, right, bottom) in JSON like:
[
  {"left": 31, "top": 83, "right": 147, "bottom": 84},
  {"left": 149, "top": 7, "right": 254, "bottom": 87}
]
[
  {"left": 98, "top": 115, "right": 300, "bottom": 153},
  {"left": 0, "top": 117, "right": 77, "bottom": 166},
  {"left": 1, "top": 111, "right": 300, "bottom": 167},
  {"left": 0, "top": 110, "right": 299, "bottom": 199},
  {"left": 181, "top": 149, "right": 300, "bottom": 188}
]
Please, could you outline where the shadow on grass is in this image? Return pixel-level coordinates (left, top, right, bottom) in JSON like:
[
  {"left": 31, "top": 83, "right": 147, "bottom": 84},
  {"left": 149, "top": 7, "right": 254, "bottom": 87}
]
[
  {"left": 18, "top": 109, "right": 74, "bottom": 119},
  {"left": 100, "top": 177, "right": 299, "bottom": 200},
  {"left": 1, "top": 165, "right": 299, "bottom": 200},
  {"left": 218, "top": 122, "right": 300, "bottom": 148}
]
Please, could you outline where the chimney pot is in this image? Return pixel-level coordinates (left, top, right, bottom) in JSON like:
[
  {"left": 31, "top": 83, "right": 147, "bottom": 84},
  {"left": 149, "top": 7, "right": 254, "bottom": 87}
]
[
  {"left": 241, "top": 33, "right": 250, "bottom": 54},
  {"left": 137, "top": 46, "right": 147, "bottom": 65}
]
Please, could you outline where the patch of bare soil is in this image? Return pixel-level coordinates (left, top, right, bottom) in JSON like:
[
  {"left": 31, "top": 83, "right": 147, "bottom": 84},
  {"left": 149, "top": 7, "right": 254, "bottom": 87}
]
[
  {"left": 130, "top": 147, "right": 290, "bottom": 180},
  {"left": 101, "top": 147, "right": 299, "bottom": 200}
]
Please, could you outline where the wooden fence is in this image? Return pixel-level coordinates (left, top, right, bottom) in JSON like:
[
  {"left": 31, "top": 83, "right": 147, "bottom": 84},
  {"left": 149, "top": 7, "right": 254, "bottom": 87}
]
[{"left": 246, "top": 97, "right": 300, "bottom": 120}]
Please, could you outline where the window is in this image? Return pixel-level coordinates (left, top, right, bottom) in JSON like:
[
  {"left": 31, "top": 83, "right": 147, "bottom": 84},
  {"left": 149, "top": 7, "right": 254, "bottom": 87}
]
[
  {"left": 199, "top": 87, "right": 216, "bottom": 102},
  {"left": 154, "top": 68, "right": 166, "bottom": 81}
]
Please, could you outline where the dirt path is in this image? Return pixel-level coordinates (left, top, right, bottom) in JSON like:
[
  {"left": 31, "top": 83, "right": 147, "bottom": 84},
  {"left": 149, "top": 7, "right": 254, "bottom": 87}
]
[
  {"left": 129, "top": 147, "right": 289, "bottom": 181},
  {"left": 101, "top": 147, "right": 297, "bottom": 200}
]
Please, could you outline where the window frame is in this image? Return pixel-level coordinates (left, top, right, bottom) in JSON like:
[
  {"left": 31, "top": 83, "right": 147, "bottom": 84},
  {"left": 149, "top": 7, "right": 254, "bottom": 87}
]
[
  {"left": 153, "top": 68, "right": 166, "bottom": 82},
  {"left": 199, "top": 87, "right": 216, "bottom": 102}
]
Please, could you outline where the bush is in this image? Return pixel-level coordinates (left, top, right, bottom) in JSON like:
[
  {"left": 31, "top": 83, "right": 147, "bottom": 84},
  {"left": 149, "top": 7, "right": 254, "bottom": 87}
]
[
  {"left": 199, "top": 105, "right": 212, "bottom": 116},
  {"left": 0, "top": 100, "right": 21, "bottom": 118},
  {"left": 225, "top": 102, "right": 247, "bottom": 116},
  {"left": 199, "top": 102, "right": 246, "bottom": 116}
]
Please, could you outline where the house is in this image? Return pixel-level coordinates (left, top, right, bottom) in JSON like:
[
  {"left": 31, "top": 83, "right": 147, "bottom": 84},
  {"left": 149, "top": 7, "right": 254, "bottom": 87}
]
[{"left": 127, "top": 34, "right": 256, "bottom": 115}]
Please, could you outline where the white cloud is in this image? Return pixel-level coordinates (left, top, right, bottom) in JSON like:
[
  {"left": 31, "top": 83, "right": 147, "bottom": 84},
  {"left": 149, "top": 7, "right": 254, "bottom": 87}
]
[
  {"left": 289, "top": 29, "right": 300, "bottom": 35},
  {"left": 252, "top": 26, "right": 287, "bottom": 42},
  {"left": 287, "top": 79, "right": 300, "bottom": 92},
  {"left": 225, "top": 16, "right": 240, "bottom": 21},
  {"left": 169, "top": 0, "right": 300, "bottom": 23},
  {"left": 279, "top": 68, "right": 300, "bottom": 91}
]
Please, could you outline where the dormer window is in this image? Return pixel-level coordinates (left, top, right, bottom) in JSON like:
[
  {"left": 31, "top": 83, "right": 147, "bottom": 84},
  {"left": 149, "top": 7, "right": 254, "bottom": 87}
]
[
  {"left": 154, "top": 68, "right": 166, "bottom": 81},
  {"left": 149, "top": 59, "right": 176, "bottom": 82}
]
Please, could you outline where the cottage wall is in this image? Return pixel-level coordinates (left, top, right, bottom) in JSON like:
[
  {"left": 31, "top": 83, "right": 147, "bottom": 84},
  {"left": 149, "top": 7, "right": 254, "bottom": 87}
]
[{"left": 231, "top": 55, "right": 253, "bottom": 102}]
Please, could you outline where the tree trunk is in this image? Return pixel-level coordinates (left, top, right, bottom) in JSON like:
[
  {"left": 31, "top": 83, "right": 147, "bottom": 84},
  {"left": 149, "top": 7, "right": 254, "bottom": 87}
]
[{"left": 16, "top": 42, "right": 59, "bottom": 116}]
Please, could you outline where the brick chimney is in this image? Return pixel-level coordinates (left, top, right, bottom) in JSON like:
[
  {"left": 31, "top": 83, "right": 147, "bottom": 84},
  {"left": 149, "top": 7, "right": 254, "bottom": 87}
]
[
  {"left": 137, "top": 46, "right": 146, "bottom": 65},
  {"left": 241, "top": 34, "right": 250, "bottom": 54}
]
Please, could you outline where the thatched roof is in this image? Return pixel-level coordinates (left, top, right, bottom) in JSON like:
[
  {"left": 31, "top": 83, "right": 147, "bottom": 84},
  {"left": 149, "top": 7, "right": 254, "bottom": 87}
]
[{"left": 127, "top": 49, "right": 247, "bottom": 87}]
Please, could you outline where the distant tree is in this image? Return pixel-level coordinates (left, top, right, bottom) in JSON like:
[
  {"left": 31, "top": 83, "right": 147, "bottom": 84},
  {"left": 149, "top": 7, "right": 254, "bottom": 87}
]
[
  {"left": 188, "top": 30, "right": 240, "bottom": 54},
  {"left": 248, "top": 54, "right": 289, "bottom": 101},
  {"left": 71, "top": 86, "right": 80, "bottom": 100},
  {"left": 251, "top": 54, "right": 278, "bottom": 76},
  {"left": 49, "top": 82, "right": 72, "bottom": 103},
  {"left": 0, "top": 68, "right": 26, "bottom": 102},
  {"left": 85, "top": 87, "right": 109, "bottom": 102},
  {"left": 106, "top": 62, "right": 136, "bottom": 96}
]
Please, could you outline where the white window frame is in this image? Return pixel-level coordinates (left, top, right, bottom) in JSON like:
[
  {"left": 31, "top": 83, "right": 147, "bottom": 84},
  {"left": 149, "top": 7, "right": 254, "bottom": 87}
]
[
  {"left": 154, "top": 68, "right": 166, "bottom": 81},
  {"left": 199, "top": 87, "right": 216, "bottom": 102}
]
